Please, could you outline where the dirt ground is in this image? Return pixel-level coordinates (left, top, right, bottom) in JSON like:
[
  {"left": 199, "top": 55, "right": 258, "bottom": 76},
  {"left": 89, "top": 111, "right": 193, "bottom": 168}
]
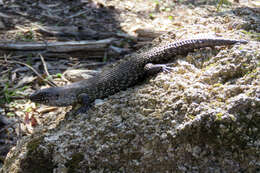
[{"left": 0, "top": 0, "right": 259, "bottom": 167}]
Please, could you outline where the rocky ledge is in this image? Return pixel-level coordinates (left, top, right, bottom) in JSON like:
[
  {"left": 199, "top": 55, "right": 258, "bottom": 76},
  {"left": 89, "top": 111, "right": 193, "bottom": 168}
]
[{"left": 1, "top": 41, "right": 260, "bottom": 173}]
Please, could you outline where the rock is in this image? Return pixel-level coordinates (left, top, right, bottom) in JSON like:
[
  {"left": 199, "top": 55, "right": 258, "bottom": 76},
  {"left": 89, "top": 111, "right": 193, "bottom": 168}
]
[
  {"left": 63, "top": 69, "right": 100, "bottom": 82},
  {"left": 0, "top": 20, "right": 5, "bottom": 29},
  {"left": 94, "top": 99, "right": 105, "bottom": 106},
  {"left": 1, "top": 41, "right": 260, "bottom": 173}
]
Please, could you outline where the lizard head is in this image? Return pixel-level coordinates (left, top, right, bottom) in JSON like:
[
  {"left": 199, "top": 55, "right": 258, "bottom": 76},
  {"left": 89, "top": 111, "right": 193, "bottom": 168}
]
[{"left": 29, "top": 87, "right": 77, "bottom": 106}]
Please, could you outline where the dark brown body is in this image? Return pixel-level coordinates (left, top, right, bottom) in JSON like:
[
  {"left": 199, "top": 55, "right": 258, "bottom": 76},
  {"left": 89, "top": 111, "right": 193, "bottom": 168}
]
[{"left": 29, "top": 38, "right": 247, "bottom": 108}]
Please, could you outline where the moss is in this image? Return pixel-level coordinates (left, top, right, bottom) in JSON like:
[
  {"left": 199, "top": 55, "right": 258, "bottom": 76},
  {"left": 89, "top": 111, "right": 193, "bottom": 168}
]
[
  {"left": 3, "top": 150, "right": 20, "bottom": 173},
  {"left": 245, "top": 68, "right": 258, "bottom": 77},
  {"left": 65, "top": 153, "right": 85, "bottom": 173},
  {"left": 229, "top": 114, "right": 236, "bottom": 121},
  {"left": 213, "top": 83, "right": 222, "bottom": 88},
  {"left": 20, "top": 136, "right": 55, "bottom": 173},
  {"left": 187, "top": 114, "right": 195, "bottom": 120},
  {"left": 202, "top": 62, "right": 218, "bottom": 72},
  {"left": 211, "top": 101, "right": 223, "bottom": 107},
  {"left": 27, "top": 137, "right": 43, "bottom": 152},
  {"left": 215, "top": 112, "right": 224, "bottom": 121}
]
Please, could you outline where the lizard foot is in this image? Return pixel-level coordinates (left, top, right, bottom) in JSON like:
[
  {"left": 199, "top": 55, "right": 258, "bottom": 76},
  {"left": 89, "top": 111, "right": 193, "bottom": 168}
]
[
  {"left": 145, "top": 63, "right": 175, "bottom": 75},
  {"left": 158, "top": 64, "right": 175, "bottom": 73},
  {"left": 75, "top": 105, "right": 91, "bottom": 114},
  {"left": 65, "top": 105, "right": 91, "bottom": 121}
]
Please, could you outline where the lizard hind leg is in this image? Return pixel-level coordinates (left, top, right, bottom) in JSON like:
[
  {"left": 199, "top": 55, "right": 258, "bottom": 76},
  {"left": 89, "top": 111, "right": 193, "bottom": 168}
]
[{"left": 144, "top": 63, "right": 175, "bottom": 75}]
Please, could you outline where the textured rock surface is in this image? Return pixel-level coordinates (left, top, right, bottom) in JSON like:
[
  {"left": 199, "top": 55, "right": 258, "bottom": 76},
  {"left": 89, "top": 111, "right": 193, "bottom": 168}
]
[{"left": 1, "top": 41, "right": 260, "bottom": 173}]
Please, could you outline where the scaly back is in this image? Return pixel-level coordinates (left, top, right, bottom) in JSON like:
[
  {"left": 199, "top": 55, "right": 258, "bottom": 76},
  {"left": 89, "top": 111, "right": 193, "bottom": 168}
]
[
  {"left": 141, "top": 38, "right": 247, "bottom": 64},
  {"left": 83, "top": 38, "right": 247, "bottom": 101}
]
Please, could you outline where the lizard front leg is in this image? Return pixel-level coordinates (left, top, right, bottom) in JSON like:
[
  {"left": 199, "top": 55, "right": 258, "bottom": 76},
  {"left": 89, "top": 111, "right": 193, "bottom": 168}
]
[
  {"left": 75, "top": 93, "right": 92, "bottom": 114},
  {"left": 144, "top": 63, "right": 175, "bottom": 75}
]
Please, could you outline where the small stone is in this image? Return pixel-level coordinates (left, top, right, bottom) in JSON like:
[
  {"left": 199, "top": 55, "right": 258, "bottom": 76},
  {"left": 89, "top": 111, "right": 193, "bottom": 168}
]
[
  {"left": 0, "top": 20, "right": 5, "bottom": 29},
  {"left": 94, "top": 99, "right": 105, "bottom": 106},
  {"left": 63, "top": 69, "right": 99, "bottom": 82}
]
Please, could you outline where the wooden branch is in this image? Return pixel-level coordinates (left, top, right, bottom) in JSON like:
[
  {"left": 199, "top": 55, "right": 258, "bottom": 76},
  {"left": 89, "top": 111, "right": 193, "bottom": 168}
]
[
  {"left": 0, "top": 50, "right": 118, "bottom": 59},
  {"left": 134, "top": 29, "right": 165, "bottom": 39},
  {"left": 34, "top": 25, "right": 115, "bottom": 39},
  {"left": 0, "top": 38, "right": 115, "bottom": 52},
  {"left": 0, "top": 42, "right": 47, "bottom": 50}
]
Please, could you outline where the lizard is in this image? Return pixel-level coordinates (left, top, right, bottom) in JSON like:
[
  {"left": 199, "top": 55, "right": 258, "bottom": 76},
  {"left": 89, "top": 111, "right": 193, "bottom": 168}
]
[{"left": 29, "top": 37, "right": 248, "bottom": 112}]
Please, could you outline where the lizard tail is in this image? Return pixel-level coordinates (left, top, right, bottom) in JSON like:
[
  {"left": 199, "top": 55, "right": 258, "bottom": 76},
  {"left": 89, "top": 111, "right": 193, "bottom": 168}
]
[{"left": 144, "top": 38, "right": 248, "bottom": 63}]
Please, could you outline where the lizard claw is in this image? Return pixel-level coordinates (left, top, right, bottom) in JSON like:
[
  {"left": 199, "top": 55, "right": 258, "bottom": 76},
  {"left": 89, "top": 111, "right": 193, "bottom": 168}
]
[
  {"left": 160, "top": 65, "right": 175, "bottom": 73},
  {"left": 151, "top": 64, "right": 174, "bottom": 73},
  {"left": 145, "top": 63, "right": 175, "bottom": 75}
]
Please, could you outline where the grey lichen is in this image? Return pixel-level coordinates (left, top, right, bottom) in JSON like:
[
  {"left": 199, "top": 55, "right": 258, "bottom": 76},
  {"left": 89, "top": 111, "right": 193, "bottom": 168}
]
[
  {"left": 65, "top": 153, "right": 84, "bottom": 173},
  {"left": 1, "top": 136, "right": 55, "bottom": 173},
  {"left": 20, "top": 136, "right": 55, "bottom": 173}
]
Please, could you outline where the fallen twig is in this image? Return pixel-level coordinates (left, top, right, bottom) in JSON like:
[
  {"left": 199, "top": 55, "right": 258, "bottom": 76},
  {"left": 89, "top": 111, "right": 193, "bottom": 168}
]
[
  {"left": 75, "top": 62, "right": 107, "bottom": 68},
  {"left": 0, "top": 38, "right": 115, "bottom": 52},
  {"left": 66, "top": 9, "right": 89, "bottom": 19},
  {"left": 0, "top": 60, "right": 57, "bottom": 87},
  {"left": 35, "top": 25, "right": 99, "bottom": 39},
  {"left": 39, "top": 54, "right": 50, "bottom": 77}
]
